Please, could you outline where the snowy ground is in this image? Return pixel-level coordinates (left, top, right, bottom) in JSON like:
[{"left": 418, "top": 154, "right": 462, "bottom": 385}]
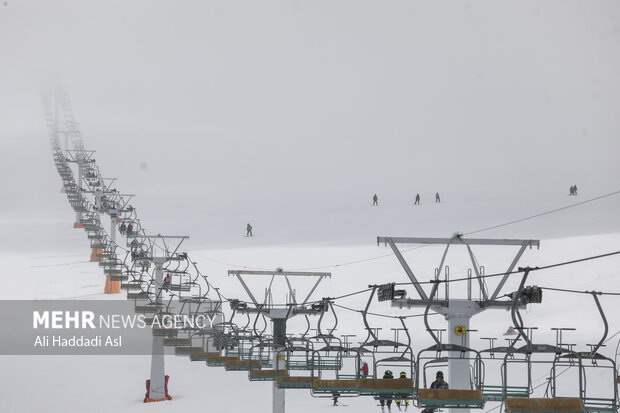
[{"left": 1, "top": 195, "right": 619, "bottom": 412}]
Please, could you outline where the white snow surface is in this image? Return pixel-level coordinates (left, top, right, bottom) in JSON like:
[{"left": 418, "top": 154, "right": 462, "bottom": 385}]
[{"left": 1, "top": 191, "right": 619, "bottom": 412}]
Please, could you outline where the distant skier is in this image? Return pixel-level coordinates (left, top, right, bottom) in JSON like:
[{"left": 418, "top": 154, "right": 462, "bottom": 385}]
[
  {"left": 573, "top": 184, "right": 578, "bottom": 195},
  {"left": 380, "top": 370, "right": 394, "bottom": 410},
  {"left": 569, "top": 185, "right": 574, "bottom": 195},
  {"left": 373, "top": 194, "right": 379, "bottom": 206},
  {"left": 414, "top": 193, "right": 420, "bottom": 205},
  {"left": 246, "top": 223, "right": 253, "bottom": 237},
  {"left": 435, "top": 192, "right": 440, "bottom": 203}
]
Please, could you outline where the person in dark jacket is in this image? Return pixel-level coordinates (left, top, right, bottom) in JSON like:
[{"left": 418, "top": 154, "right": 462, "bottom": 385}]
[
  {"left": 430, "top": 370, "right": 448, "bottom": 389},
  {"left": 414, "top": 193, "right": 420, "bottom": 205},
  {"left": 380, "top": 370, "right": 394, "bottom": 409},
  {"left": 246, "top": 223, "right": 253, "bottom": 237},
  {"left": 435, "top": 192, "right": 440, "bottom": 203},
  {"left": 373, "top": 194, "right": 378, "bottom": 206},
  {"left": 422, "top": 371, "right": 449, "bottom": 413}
]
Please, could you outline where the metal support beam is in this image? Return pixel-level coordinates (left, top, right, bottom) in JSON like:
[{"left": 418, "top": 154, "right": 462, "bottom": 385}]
[
  {"left": 384, "top": 238, "right": 428, "bottom": 301},
  {"left": 465, "top": 244, "right": 488, "bottom": 302},
  {"left": 272, "top": 318, "right": 287, "bottom": 413},
  {"left": 391, "top": 298, "right": 525, "bottom": 309},
  {"left": 378, "top": 236, "right": 539, "bottom": 247},
  {"left": 490, "top": 243, "right": 529, "bottom": 300}
]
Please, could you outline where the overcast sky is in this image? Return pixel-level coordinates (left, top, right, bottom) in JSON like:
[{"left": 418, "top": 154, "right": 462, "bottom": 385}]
[{"left": 1, "top": 1, "right": 619, "bottom": 247}]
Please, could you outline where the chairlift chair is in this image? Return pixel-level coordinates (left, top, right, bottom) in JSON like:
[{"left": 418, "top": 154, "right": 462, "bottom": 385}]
[
  {"left": 552, "top": 351, "right": 618, "bottom": 413},
  {"left": 416, "top": 344, "right": 485, "bottom": 409},
  {"left": 309, "top": 346, "right": 360, "bottom": 398},
  {"left": 274, "top": 340, "right": 316, "bottom": 389},
  {"left": 480, "top": 344, "right": 532, "bottom": 401}
]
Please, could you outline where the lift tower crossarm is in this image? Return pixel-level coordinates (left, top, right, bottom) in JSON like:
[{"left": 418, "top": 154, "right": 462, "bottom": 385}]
[
  {"left": 229, "top": 270, "right": 331, "bottom": 277},
  {"left": 228, "top": 270, "right": 331, "bottom": 307},
  {"left": 377, "top": 236, "right": 540, "bottom": 304},
  {"left": 378, "top": 236, "right": 539, "bottom": 246},
  {"left": 65, "top": 149, "right": 96, "bottom": 163}
]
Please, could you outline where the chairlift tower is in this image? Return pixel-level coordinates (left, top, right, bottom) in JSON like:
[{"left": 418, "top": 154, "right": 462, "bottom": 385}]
[
  {"left": 65, "top": 149, "right": 95, "bottom": 227},
  {"left": 228, "top": 269, "right": 331, "bottom": 413},
  {"left": 138, "top": 234, "right": 189, "bottom": 402},
  {"left": 377, "top": 236, "right": 540, "bottom": 413},
  {"left": 92, "top": 188, "right": 134, "bottom": 245}
]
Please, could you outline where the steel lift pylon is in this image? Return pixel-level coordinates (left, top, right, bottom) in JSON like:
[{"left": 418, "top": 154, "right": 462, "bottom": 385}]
[
  {"left": 228, "top": 269, "right": 331, "bottom": 413},
  {"left": 137, "top": 234, "right": 189, "bottom": 402},
  {"left": 377, "top": 235, "right": 540, "bottom": 413}
]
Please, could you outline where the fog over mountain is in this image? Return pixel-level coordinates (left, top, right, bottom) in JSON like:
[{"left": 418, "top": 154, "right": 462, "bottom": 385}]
[{"left": 1, "top": 1, "right": 619, "bottom": 249}]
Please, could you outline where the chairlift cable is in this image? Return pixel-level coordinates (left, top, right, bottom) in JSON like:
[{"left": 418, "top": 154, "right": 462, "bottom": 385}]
[
  {"left": 464, "top": 189, "right": 620, "bottom": 237},
  {"left": 332, "top": 303, "right": 441, "bottom": 320},
  {"left": 388, "top": 249, "right": 620, "bottom": 286}
]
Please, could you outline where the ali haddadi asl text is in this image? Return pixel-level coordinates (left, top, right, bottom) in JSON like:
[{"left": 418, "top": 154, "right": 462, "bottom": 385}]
[{"left": 34, "top": 335, "right": 122, "bottom": 347}]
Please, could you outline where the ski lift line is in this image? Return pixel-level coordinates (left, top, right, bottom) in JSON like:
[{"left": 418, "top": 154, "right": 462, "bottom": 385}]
[
  {"left": 332, "top": 302, "right": 441, "bottom": 320},
  {"left": 389, "top": 249, "right": 620, "bottom": 287},
  {"left": 531, "top": 365, "right": 570, "bottom": 392},
  {"left": 604, "top": 330, "right": 620, "bottom": 346},
  {"left": 329, "top": 287, "right": 374, "bottom": 301},
  {"left": 464, "top": 189, "right": 620, "bottom": 237},
  {"left": 285, "top": 245, "right": 430, "bottom": 271},
  {"left": 483, "top": 404, "right": 503, "bottom": 413},
  {"left": 191, "top": 253, "right": 274, "bottom": 271},
  {"left": 540, "top": 286, "right": 620, "bottom": 297}
]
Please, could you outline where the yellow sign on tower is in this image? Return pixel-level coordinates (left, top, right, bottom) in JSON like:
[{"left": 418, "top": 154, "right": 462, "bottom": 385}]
[{"left": 455, "top": 326, "right": 466, "bottom": 335}]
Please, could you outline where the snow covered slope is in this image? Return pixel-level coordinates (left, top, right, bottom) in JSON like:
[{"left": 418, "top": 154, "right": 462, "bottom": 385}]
[{"left": 1, "top": 195, "right": 619, "bottom": 412}]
